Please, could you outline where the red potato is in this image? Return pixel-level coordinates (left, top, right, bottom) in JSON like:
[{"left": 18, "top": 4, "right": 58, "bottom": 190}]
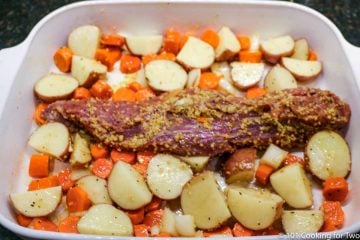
[
  {"left": 260, "top": 35, "right": 295, "bottom": 63},
  {"left": 281, "top": 57, "right": 322, "bottom": 82},
  {"left": 290, "top": 39, "right": 309, "bottom": 60},
  {"left": 68, "top": 25, "right": 101, "bottom": 59},
  {"left": 125, "top": 35, "right": 163, "bottom": 56},
  {"left": 215, "top": 26, "right": 241, "bottom": 61},
  {"left": 71, "top": 55, "right": 107, "bottom": 87}
]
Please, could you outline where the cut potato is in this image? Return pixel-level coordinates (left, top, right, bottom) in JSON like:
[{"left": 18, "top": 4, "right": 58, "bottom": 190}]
[
  {"left": 215, "top": 27, "right": 241, "bottom": 61},
  {"left": 281, "top": 57, "right": 322, "bottom": 82},
  {"left": 176, "top": 36, "right": 215, "bottom": 69},
  {"left": 306, "top": 131, "right": 351, "bottom": 180},
  {"left": 136, "top": 67, "right": 149, "bottom": 87},
  {"left": 10, "top": 186, "right": 62, "bottom": 217},
  {"left": 160, "top": 208, "right": 178, "bottom": 236},
  {"left": 230, "top": 62, "right": 265, "bottom": 90},
  {"left": 186, "top": 68, "right": 201, "bottom": 89},
  {"left": 181, "top": 171, "right": 231, "bottom": 229},
  {"left": 290, "top": 39, "right": 309, "bottom": 60},
  {"left": 175, "top": 215, "right": 196, "bottom": 237},
  {"left": 70, "top": 167, "right": 91, "bottom": 181},
  {"left": 28, "top": 122, "right": 70, "bottom": 159},
  {"left": 260, "top": 144, "right": 288, "bottom": 169},
  {"left": 249, "top": 34, "right": 260, "bottom": 51},
  {"left": 126, "top": 35, "right": 163, "bottom": 56},
  {"left": 68, "top": 25, "right": 100, "bottom": 58},
  {"left": 34, "top": 74, "right": 78, "bottom": 102},
  {"left": 145, "top": 60, "right": 187, "bottom": 91},
  {"left": 270, "top": 163, "right": 313, "bottom": 208},
  {"left": 76, "top": 175, "right": 112, "bottom": 205},
  {"left": 282, "top": 210, "right": 324, "bottom": 234},
  {"left": 227, "top": 187, "right": 283, "bottom": 230},
  {"left": 69, "top": 133, "right": 91, "bottom": 166},
  {"left": 147, "top": 154, "right": 193, "bottom": 200},
  {"left": 108, "top": 161, "right": 152, "bottom": 210},
  {"left": 77, "top": 204, "right": 133, "bottom": 236},
  {"left": 264, "top": 65, "right": 297, "bottom": 92},
  {"left": 223, "top": 148, "right": 257, "bottom": 184},
  {"left": 211, "top": 62, "right": 231, "bottom": 82},
  {"left": 71, "top": 55, "right": 107, "bottom": 87},
  {"left": 177, "top": 156, "right": 210, "bottom": 172},
  {"left": 260, "top": 35, "right": 295, "bottom": 63},
  {"left": 218, "top": 78, "right": 243, "bottom": 97},
  {"left": 49, "top": 196, "right": 69, "bottom": 225}
]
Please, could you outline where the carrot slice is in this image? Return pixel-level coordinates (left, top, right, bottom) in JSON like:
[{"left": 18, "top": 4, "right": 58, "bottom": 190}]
[
  {"left": 145, "top": 196, "right": 163, "bottom": 212},
  {"left": 34, "top": 103, "right": 48, "bottom": 125},
  {"left": 232, "top": 222, "right": 254, "bottom": 236},
  {"left": 201, "top": 29, "right": 220, "bottom": 49},
  {"left": 321, "top": 201, "right": 345, "bottom": 232},
  {"left": 30, "top": 217, "right": 58, "bottom": 232},
  {"left": 28, "top": 176, "right": 60, "bottom": 191},
  {"left": 237, "top": 35, "right": 251, "bottom": 51},
  {"left": 142, "top": 52, "right": 176, "bottom": 65},
  {"left": 29, "top": 154, "right": 50, "bottom": 178},
  {"left": 143, "top": 209, "right": 163, "bottom": 227},
  {"left": 323, "top": 177, "right": 349, "bottom": 202},
  {"left": 53, "top": 47, "right": 73, "bottom": 73},
  {"left": 110, "top": 150, "right": 136, "bottom": 164},
  {"left": 255, "top": 164, "right": 275, "bottom": 185},
  {"left": 135, "top": 88, "right": 156, "bottom": 101},
  {"left": 134, "top": 224, "right": 150, "bottom": 237},
  {"left": 120, "top": 54, "right": 142, "bottom": 74},
  {"left": 58, "top": 216, "right": 80, "bottom": 233},
  {"left": 204, "top": 226, "right": 233, "bottom": 237},
  {"left": 91, "top": 158, "right": 114, "bottom": 179},
  {"left": 246, "top": 87, "right": 267, "bottom": 99},
  {"left": 66, "top": 186, "right": 92, "bottom": 212},
  {"left": 95, "top": 48, "right": 121, "bottom": 71},
  {"left": 73, "top": 87, "right": 92, "bottom": 100},
  {"left": 129, "top": 82, "right": 144, "bottom": 92},
  {"left": 90, "top": 80, "right": 113, "bottom": 100},
  {"left": 163, "top": 29, "right": 181, "bottom": 54},
  {"left": 100, "top": 34, "right": 125, "bottom": 47},
  {"left": 16, "top": 214, "right": 33, "bottom": 227},
  {"left": 308, "top": 50, "right": 318, "bottom": 61},
  {"left": 179, "top": 33, "right": 191, "bottom": 49},
  {"left": 90, "top": 143, "right": 109, "bottom": 159},
  {"left": 239, "top": 50, "right": 262, "bottom": 63},
  {"left": 57, "top": 168, "right": 75, "bottom": 191},
  {"left": 197, "top": 117, "right": 208, "bottom": 123},
  {"left": 133, "top": 163, "right": 148, "bottom": 177},
  {"left": 198, "top": 72, "right": 221, "bottom": 90},
  {"left": 137, "top": 151, "right": 156, "bottom": 165},
  {"left": 283, "top": 154, "right": 305, "bottom": 167},
  {"left": 112, "top": 87, "right": 137, "bottom": 102},
  {"left": 127, "top": 207, "right": 145, "bottom": 225}
]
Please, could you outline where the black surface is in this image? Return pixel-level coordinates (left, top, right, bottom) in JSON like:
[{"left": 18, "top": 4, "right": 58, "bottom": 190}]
[{"left": 0, "top": 0, "right": 359, "bottom": 239}]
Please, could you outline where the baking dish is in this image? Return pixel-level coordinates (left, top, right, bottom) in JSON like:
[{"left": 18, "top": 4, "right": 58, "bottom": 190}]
[{"left": 0, "top": 0, "right": 360, "bottom": 239}]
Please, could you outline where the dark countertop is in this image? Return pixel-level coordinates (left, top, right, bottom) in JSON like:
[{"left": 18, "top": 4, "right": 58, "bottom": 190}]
[{"left": 0, "top": 0, "right": 359, "bottom": 239}]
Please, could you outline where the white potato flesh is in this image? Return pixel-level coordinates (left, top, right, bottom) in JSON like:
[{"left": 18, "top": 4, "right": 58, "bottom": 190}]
[
  {"left": 126, "top": 35, "right": 163, "bottom": 56},
  {"left": 264, "top": 65, "right": 297, "bottom": 92},
  {"left": 176, "top": 37, "right": 215, "bottom": 69},
  {"left": 69, "top": 133, "right": 92, "bottom": 166},
  {"left": 68, "top": 25, "right": 100, "bottom": 58},
  {"left": 306, "top": 131, "right": 351, "bottom": 180},
  {"left": 71, "top": 168, "right": 91, "bottom": 181},
  {"left": 218, "top": 78, "right": 243, "bottom": 97},
  {"left": 136, "top": 67, "right": 149, "bottom": 87},
  {"left": 49, "top": 196, "right": 69, "bottom": 225},
  {"left": 28, "top": 122, "right": 69, "bottom": 158},
  {"left": 175, "top": 215, "right": 196, "bottom": 237},
  {"left": 211, "top": 62, "right": 232, "bottom": 82},
  {"left": 230, "top": 62, "right": 265, "bottom": 90},
  {"left": 249, "top": 34, "right": 260, "bottom": 51},
  {"left": 260, "top": 35, "right": 295, "bottom": 63},
  {"left": 260, "top": 144, "right": 288, "bottom": 169},
  {"left": 77, "top": 204, "right": 133, "bottom": 236},
  {"left": 76, "top": 175, "right": 112, "bottom": 205},
  {"left": 227, "top": 187, "right": 283, "bottom": 230},
  {"left": 145, "top": 60, "right": 187, "bottom": 91},
  {"left": 270, "top": 163, "right": 313, "bottom": 208},
  {"left": 215, "top": 27, "right": 241, "bottom": 61},
  {"left": 181, "top": 171, "right": 231, "bottom": 229},
  {"left": 108, "top": 161, "right": 152, "bottom": 210},
  {"left": 281, "top": 57, "right": 322, "bottom": 82},
  {"left": 186, "top": 68, "right": 201, "bottom": 89},
  {"left": 71, "top": 55, "right": 107, "bottom": 87},
  {"left": 147, "top": 154, "right": 193, "bottom": 200},
  {"left": 10, "top": 186, "right": 62, "bottom": 217},
  {"left": 290, "top": 39, "right": 309, "bottom": 60},
  {"left": 34, "top": 74, "right": 78, "bottom": 102},
  {"left": 177, "top": 156, "right": 210, "bottom": 172},
  {"left": 160, "top": 208, "right": 178, "bottom": 236},
  {"left": 282, "top": 210, "right": 324, "bottom": 234}
]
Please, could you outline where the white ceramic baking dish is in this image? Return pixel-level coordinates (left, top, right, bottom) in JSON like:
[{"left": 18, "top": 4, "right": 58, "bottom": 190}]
[{"left": 0, "top": 0, "right": 360, "bottom": 239}]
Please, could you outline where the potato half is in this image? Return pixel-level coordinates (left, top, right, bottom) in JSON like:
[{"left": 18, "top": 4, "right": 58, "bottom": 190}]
[
  {"left": 290, "top": 39, "right": 309, "bottom": 60},
  {"left": 260, "top": 144, "right": 288, "bottom": 169},
  {"left": 126, "top": 35, "right": 163, "bottom": 56},
  {"left": 215, "top": 26, "right": 241, "bottom": 61},
  {"left": 264, "top": 65, "right": 297, "bottom": 92},
  {"left": 71, "top": 55, "right": 107, "bottom": 87},
  {"left": 281, "top": 57, "right": 322, "bottom": 82},
  {"left": 69, "top": 133, "right": 91, "bottom": 166},
  {"left": 282, "top": 210, "right": 324, "bottom": 234},
  {"left": 176, "top": 156, "right": 210, "bottom": 172},
  {"left": 68, "top": 25, "right": 100, "bottom": 58},
  {"left": 260, "top": 35, "right": 295, "bottom": 63},
  {"left": 175, "top": 215, "right": 196, "bottom": 237},
  {"left": 230, "top": 62, "right": 264, "bottom": 90},
  {"left": 76, "top": 175, "right": 112, "bottom": 205}
]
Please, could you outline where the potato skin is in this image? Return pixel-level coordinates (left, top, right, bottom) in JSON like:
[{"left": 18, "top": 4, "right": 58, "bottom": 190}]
[
  {"left": 223, "top": 148, "right": 257, "bottom": 183},
  {"left": 280, "top": 58, "right": 322, "bottom": 82}
]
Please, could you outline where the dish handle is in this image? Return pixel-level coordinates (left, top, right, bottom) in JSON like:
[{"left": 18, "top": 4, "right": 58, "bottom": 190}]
[{"left": 344, "top": 42, "right": 360, "bottom": 85}]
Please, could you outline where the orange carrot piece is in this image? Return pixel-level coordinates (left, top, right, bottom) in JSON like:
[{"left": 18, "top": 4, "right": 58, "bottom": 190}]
[
  {"left": 237, "top": 35, "right": 251, "bottom": 51},
  {"left": 53, "top": 47, "right": 73, "bottom": 73},
  {"left": 112, "top": 87, "right": 137, "bottom": 102},
  {"left": 145, "top": 196, "right": 163, "bottom": 212},
  {"left": 246, "top": 87, "right": 267, "bottom": 99},
  {"left": 163, "top": 29, "right": 181, "bottom": 54},
  {"left": 133, "top": 163, "right": 148, "bottom": 177},
  {"left": 239, "top": 50, "right": 262, "bottom": 63},
  {"left": 255, "top": 164, "right": 275, "bottom": 185},
  {"left": 91, "top": 158, "right": 114, "bottom": 179},
  {"left": 127, "top": 207, "right": 145, "bottom": 225},
  {"left": 28, "top": 176, "right": 60, "bottom": 191},
  {"left": 323, "top": 177, "right": 349, "bottom": 202},
  {"left": 232, "top": 223, "right": 254, "bottom": 237},
  {"left": 142, "top": 54, "right": 158, "bottom": 65},
  {"left": 134, "top": 224, "right": 150, "bottom": 237},
  {"left": 30, "top": 217, "right": 58, "bottom": 232},
  {"left": 16, "top": 214, "right": 33, "bottom": 227},
  {"left": 120, "top": 54, "right": 142, "bottom": 74},
  {"left": 153, "top": 232, "right": 172, "bottom": 237},
  {"left": 90, "top": 80, "right": 113, "bottom": 100},
  {"left": 95, "top": 48, "right": 121, "bottom": 71},
  {"left": 143, "top": 209, "right": 163, "bottom": 227},
  {"left": 201, "top": 29, "right": 220, "bottom": 49},
  {"left": 179, "top": 34, "right": 191, "bottom": 49},
  {"left": 129, "top": 82, "right": 144, "bottom": 92},
  {"left": 137, "top": 151, "right": 156, "bottom": 165},
  {"left": 100, "top": 34, "right": 125, "bottom": 47},
  {"left": 58, "top": 216, "right": 80, "bottom": 233},
  {"left": 283, "top": 154, "right": 305, "bottom": 168},
  {"left": 198, "top": 72, "right": 221, "bottom": 90},
  {"left": 29, "top": 154, "right": 50, "bottom": 178},
  {"left": 73, "top": 87, "right": 92, "bottom": 100},
  {"left": 142, "top": 52, "right": 176, "bottom": 65},
  {"left": 110, "top": 150, "right": 136, "bottom": 164},
  {"left": 197, "top": 117, "right": 208, "bottom": 123},
  {"left": 66, "top": 186, "right": 92, "bottom": 212},
  {"left": 255, "top": 226, "right": 283, "bottom": 235},
  {"left": 90, "top": 143, "right": 109, "bottom": 159},
  {"left": 204, "top": 226, "right": 233, "bottom": 237},
  {"left": 34, "top": 103, "right": 48, "bottom": 125},
  {"left": 321, "top": 201, "right": 345, "bottom": 232},
  {"left": 135, "top": 88, "right": 156, "bottom": 101},
  {"left": 57, "top": 168, "right": 75, "bottom": 191},
  {"left": 308, "top": 50, "right": 318, "bottom": 61}
]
